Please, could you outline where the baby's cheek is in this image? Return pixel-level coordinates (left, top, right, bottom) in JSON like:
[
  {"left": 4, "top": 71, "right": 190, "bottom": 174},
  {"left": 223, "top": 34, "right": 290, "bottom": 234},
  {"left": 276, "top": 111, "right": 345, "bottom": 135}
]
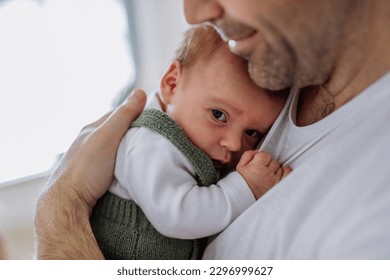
[{"left": 243, "top": 138, "right": 259, "bottom": 152}]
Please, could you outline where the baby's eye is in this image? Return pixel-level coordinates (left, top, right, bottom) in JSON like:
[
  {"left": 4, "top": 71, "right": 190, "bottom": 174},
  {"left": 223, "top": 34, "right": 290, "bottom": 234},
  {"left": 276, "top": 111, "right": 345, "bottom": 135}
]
[
  {"left": 212, "top": 109, "right": 227, "bottom": 122},
  {"left": 245, "top": 129, "right": 260, "bottom": 138}
]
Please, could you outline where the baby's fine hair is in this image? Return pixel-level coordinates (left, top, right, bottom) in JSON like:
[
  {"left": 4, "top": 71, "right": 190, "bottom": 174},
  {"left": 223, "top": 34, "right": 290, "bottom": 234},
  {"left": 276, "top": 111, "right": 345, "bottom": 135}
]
[{"left": 174, "top": 25, "right": 224, "bottom": 67}]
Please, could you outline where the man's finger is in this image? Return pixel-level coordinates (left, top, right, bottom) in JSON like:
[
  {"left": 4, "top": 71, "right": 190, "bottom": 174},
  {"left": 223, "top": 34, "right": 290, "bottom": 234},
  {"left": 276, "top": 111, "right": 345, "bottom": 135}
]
[
  {"left": 91, "top": 111, "right": 113, "bottom": 127},
  {"left": 96, "top": 89, "right": 147, "bottom": 145}
]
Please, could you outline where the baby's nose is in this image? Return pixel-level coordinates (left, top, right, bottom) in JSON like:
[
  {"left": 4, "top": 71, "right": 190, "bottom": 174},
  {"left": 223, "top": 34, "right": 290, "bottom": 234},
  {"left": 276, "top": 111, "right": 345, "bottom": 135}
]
[{"left": 219, "top": 133, "right": 242, "bottom": 152}]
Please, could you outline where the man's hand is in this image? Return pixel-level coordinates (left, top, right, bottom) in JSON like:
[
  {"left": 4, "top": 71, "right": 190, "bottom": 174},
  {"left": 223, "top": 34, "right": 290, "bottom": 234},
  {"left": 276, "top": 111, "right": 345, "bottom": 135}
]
[
  {"left": 236, "top": 150, "right": 291, "bottom": 199},
  {"left": 45, "top": 89, "right": 147, "bottom": 212},
  {"left": 35, "top": 89, "right": 146, "bottom": 259}
]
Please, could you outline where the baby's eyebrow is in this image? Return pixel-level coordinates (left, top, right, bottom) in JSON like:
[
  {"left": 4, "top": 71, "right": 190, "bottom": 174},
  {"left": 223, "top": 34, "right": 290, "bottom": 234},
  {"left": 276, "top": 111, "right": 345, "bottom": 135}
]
[{"left": 208, "top": 96, "right": 243, "bottom": 115}]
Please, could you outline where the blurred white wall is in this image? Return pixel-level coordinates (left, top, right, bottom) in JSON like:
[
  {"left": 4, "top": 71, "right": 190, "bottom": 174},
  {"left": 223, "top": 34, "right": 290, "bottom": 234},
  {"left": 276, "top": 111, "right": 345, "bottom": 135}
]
[
  {"left": 132, "top": 0, "right": 189, "bottom": 93},
  {"left": 0, "top": 0, "right": 188, "bottom": 259}
]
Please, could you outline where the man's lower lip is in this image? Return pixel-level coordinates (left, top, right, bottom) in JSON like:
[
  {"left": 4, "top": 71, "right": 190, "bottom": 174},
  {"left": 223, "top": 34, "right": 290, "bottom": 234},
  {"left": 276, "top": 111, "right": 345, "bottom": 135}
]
[{"left": 228, "top": 32, "right": 260, "bottom": 55}]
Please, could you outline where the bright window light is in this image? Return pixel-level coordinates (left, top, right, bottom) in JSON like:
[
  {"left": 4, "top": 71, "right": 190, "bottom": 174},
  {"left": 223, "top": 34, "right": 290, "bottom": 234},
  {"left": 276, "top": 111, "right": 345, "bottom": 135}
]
[{"left": 0, "top": 0, "right": 135, "bottom": 183}]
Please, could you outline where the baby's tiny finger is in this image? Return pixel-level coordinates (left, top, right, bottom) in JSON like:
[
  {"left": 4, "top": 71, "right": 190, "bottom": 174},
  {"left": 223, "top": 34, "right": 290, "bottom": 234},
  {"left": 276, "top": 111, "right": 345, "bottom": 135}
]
[
  {"left": 268, "top": 159, "right": 281, "bottom": 173},
  {"left": 252, "top": 151, "right": 272, "bottom": 166},
  {"left": 237, "top": 150, "right": 258, "bottom": 168},
  {"left": 275, "top": 166, "right": 283, "bottom": 179},
  {"left": 282, "top": 165, "right": 292, "bottom": 178}
]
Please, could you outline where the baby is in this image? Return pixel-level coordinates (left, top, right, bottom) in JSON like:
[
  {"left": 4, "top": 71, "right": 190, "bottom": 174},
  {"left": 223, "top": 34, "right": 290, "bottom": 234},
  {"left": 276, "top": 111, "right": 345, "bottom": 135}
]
[{"left": 90, "top": 25, "right": 290, "bottom": 259}]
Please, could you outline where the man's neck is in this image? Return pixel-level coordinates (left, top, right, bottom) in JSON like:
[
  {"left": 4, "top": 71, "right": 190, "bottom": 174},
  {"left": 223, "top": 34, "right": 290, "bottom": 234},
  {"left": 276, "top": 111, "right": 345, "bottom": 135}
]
[{"left": 296, "top": 1, "right": 390, "bottom": 127}]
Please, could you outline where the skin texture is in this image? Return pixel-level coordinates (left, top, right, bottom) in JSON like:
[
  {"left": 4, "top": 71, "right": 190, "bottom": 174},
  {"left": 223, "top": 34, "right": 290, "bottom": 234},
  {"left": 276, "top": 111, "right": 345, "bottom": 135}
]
[
  {"left": 35, "top": 90, "right": 146, "bottom": 259},
  {"left": 161, "top": 46, "right": 285, "bottom": 168},
  {"left": 236, "top": 150, "right": 291, "bottom": 199},
  {"left": 160, "top": 44, "right": 289, "bottom": 198},
  {"left": 183, "top": 0, "right": 352, "bottom": 90},
  {"left": 183, "top": 0, "right": 390, "bottom": 125},
  {"left": 35, "top": 0, "right": 390, "bottom": 259}
]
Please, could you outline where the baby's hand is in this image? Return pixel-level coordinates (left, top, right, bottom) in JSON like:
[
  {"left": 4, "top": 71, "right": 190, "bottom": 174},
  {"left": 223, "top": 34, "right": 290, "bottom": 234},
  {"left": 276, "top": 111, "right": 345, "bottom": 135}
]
[{"left": 236, "top": 150, "right": 291, "bottom": 200}]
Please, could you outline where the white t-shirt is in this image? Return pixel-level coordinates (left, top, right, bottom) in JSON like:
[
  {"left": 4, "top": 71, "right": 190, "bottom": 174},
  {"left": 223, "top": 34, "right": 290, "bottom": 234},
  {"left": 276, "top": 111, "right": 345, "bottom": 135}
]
[
  {"left": 109, "top": 92, "right": 255, "bottom": 239},
  {"left": 203, "top": 72, "right": 390, "bottom": 259}
]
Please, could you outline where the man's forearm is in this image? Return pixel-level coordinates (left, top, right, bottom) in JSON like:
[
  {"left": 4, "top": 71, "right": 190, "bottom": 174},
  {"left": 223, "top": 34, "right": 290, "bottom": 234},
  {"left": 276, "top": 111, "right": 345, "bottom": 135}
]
[{"left": 35, "top": 183, "right": 104, "bottom": 260}]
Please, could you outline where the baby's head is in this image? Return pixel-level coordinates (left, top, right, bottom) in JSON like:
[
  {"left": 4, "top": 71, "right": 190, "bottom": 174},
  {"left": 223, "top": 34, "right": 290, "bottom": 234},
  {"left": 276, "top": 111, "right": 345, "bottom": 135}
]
[{"left": 159, "top": 25, "right": 287, "bottom": 171}]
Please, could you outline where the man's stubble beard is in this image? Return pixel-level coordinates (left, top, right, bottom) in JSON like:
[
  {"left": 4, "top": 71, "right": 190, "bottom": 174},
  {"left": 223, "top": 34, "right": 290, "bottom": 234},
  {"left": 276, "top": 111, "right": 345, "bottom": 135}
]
[{"left": 246, "top": 44, "right": 295, "bottom": 91}]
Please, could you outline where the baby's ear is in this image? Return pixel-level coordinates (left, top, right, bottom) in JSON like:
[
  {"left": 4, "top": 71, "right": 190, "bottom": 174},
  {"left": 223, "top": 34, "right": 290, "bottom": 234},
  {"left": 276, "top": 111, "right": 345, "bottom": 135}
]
[{"left": 160, "top": 60, "right": 181, "bottom": 104}]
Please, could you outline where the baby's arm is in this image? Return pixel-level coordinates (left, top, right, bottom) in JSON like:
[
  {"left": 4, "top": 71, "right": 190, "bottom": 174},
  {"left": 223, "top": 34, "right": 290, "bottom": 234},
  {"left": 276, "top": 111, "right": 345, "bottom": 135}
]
[
  {"left": 236, "top": 150, "right": 292, "bottom": 199},
  {"left": 116, "top": 128, "right": 255, "bottom": 240}
]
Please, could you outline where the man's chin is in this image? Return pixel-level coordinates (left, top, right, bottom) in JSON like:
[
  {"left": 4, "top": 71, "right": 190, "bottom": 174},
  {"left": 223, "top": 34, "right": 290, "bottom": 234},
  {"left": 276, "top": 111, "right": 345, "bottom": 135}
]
[{"left": 248, "top": 62, "right": 292, "bottom": 91}]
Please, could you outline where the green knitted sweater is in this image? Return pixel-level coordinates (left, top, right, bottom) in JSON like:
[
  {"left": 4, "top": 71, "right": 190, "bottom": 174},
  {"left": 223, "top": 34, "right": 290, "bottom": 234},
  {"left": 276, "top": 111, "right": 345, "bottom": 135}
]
[{"left": 90, "top": 109, "right": 218, "bottom": 259}]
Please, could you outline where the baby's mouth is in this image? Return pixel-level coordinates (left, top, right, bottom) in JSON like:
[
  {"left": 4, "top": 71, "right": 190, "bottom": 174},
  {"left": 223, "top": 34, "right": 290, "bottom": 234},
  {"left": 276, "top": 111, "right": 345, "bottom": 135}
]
[
  {"left": 212, "top": 158, "right": 233, "bottom": 171},
  {"left": 212, "top": 160, "right": 225, "bottom": 171}
]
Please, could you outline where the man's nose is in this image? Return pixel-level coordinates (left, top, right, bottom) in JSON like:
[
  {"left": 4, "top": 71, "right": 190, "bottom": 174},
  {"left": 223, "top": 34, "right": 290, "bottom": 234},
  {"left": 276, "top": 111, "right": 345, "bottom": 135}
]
[{"left": 183, "top": 0, "right": 223, "bottom": 24}]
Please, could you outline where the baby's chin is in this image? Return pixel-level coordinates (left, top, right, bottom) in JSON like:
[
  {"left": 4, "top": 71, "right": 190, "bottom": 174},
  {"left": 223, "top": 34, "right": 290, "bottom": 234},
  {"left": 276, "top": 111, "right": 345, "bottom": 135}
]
[{"left": 212, "top": 160, "right": 225, "bottom": 172}]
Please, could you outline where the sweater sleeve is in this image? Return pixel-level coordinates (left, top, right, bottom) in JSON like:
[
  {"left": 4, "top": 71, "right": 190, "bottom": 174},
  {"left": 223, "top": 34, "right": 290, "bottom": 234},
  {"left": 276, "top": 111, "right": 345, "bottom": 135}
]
[{"left": 114, "top": 127, "right": 256, "bottom": 239}]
